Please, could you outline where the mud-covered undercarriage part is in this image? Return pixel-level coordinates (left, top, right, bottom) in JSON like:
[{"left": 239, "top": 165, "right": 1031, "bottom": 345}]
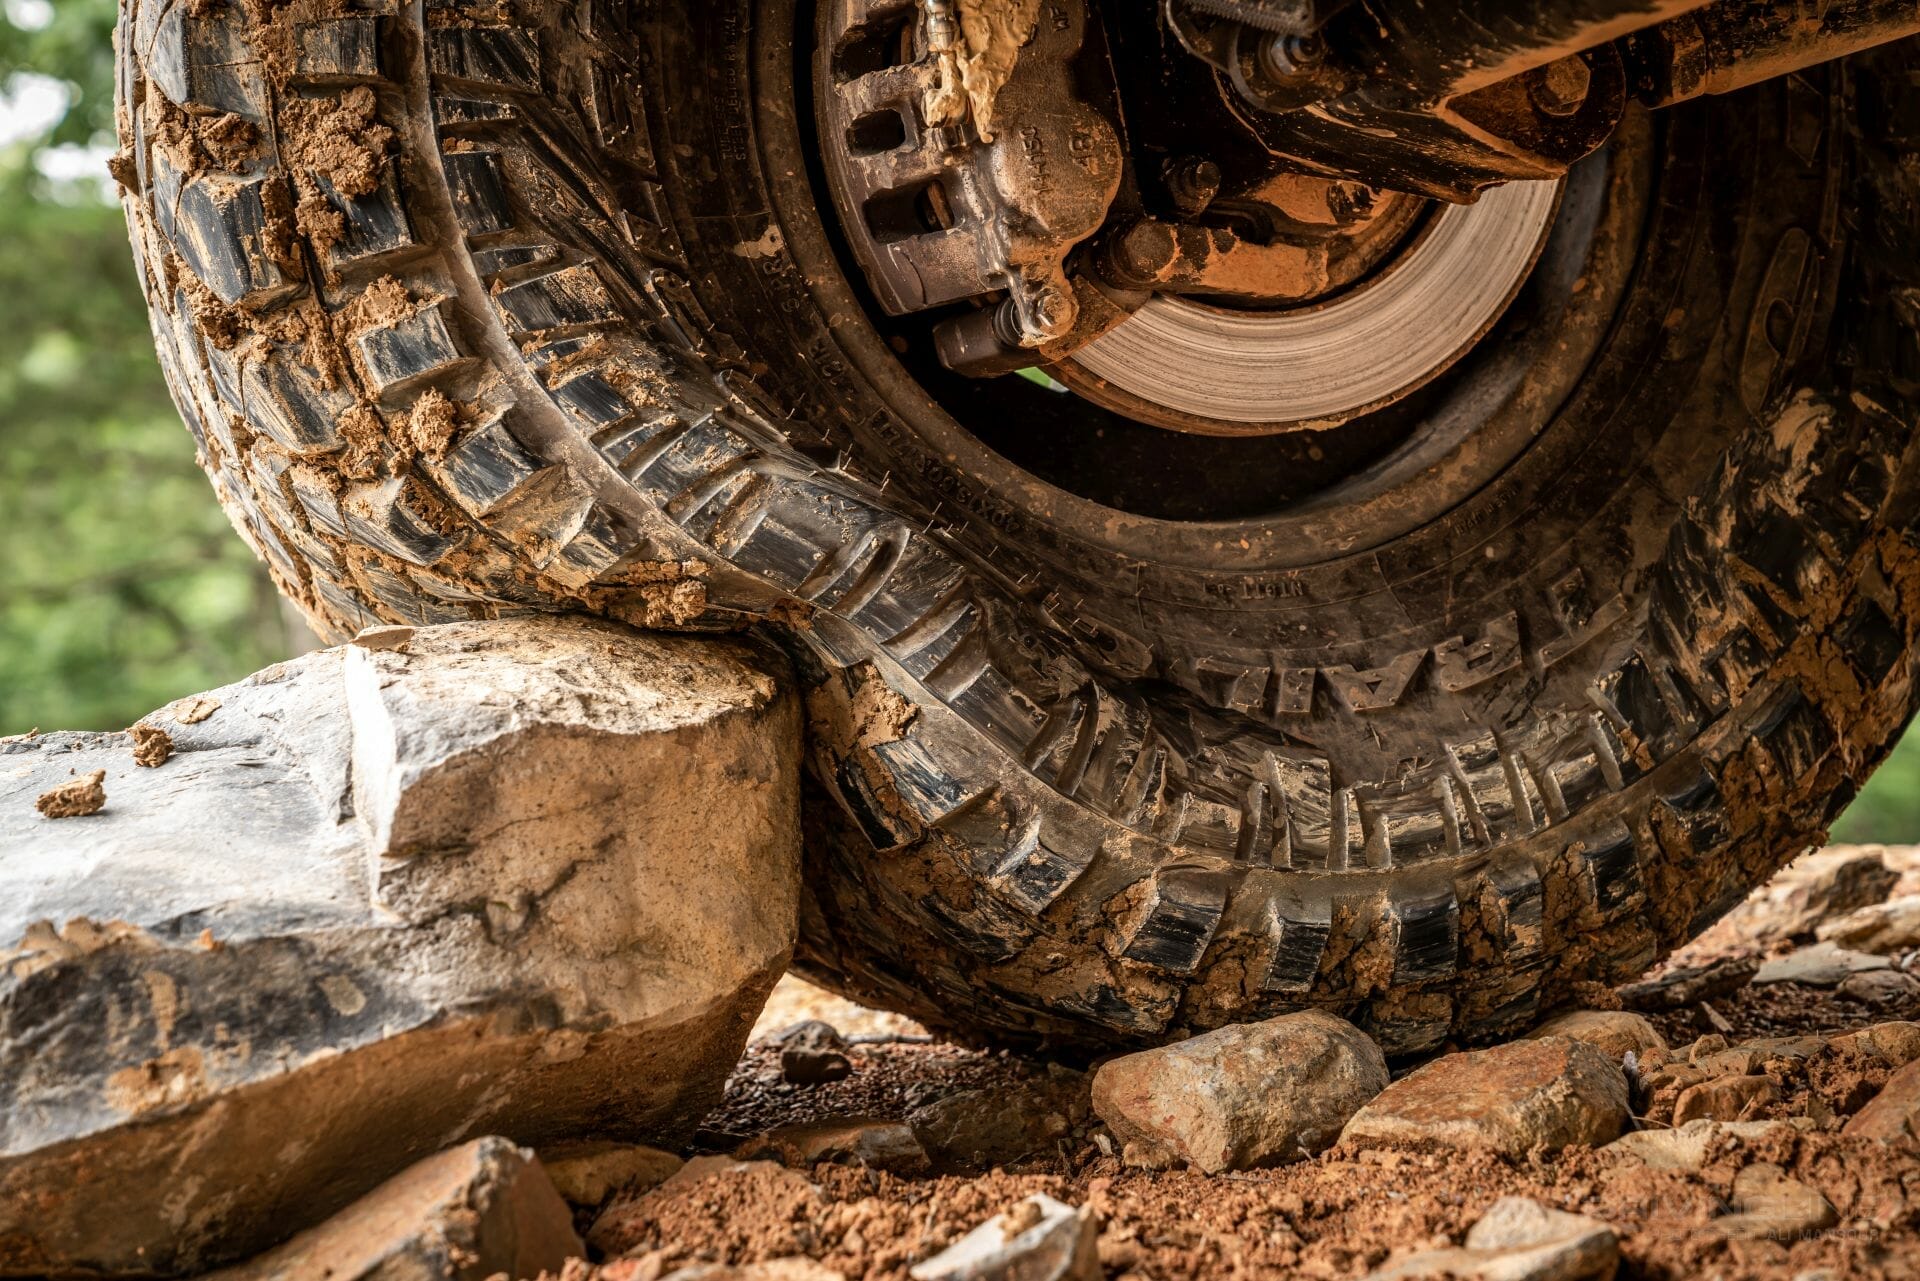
[
  {"left": 817, "top": 0, "right": 1920, "bottom": 393},
  {"left": 1173, "top": 0, "right": 1920, "bottom": 198},
  {"left": 816, "top": 0, "right": 1126, "bottom": 370}
]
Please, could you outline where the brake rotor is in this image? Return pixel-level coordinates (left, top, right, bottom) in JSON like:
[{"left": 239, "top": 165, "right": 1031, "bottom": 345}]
[{"left": 1058, "top": 178, "right": 1562, "bottom": 435}]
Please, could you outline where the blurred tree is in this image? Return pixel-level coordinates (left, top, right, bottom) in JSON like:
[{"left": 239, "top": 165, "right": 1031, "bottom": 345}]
[{"left": 1, "top": 0, "right": 292, "bottom": 733}]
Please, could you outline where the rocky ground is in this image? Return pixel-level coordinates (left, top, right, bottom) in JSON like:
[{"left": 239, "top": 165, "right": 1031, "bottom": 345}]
[
  {"left": 542, "top": 844, "right": 1920, "bottom": 1281},
  {"left": 9, "top": 624, "right": 1920, "bottom": 1280}
]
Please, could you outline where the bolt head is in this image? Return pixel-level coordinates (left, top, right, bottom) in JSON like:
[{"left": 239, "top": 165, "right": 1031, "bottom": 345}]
[
  {"left": 1530, "top": 56, "right": 1592, "bottom": 117},
  {"left": 1165, "top": 156, "right": 1222, "bottom": 215},
  {"left": 1014, "top": 282, "right": 1077, "bottom": 347}
]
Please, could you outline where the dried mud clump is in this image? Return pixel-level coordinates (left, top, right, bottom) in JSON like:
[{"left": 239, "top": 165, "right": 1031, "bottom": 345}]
[
  {"left": 294, "top": 191, "right": 346, "bottom": 258},
  {"left": 601, "top": 561, "right": 711, "bottom": 629},
  {"left": 406, "top": 389, "right": 461, "bottom": 459},
  {"left": 36, "top": 770, "right": 107, "bottom": 819},
  {"left": 279, "top": 86, "right": 393, "bottom": 199},
  {"left": 128, "top": 724, "right": 174, "bottom": 768},
  {"left": 337, "top": 406, "right": 387, "bottom": 480},
  {"left": 195, "top": 112, "right": 260, "bottom": 170},
  {"left": 171, "top": 695, "right": 222, "bottom": 725}
]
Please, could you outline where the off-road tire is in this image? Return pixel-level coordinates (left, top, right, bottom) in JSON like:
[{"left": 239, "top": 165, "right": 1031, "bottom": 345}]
[{"left": 116, "top": 0, "right": 1920, "bottom": 1050}]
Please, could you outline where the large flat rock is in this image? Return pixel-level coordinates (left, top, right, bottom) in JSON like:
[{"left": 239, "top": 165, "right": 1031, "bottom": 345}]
[{"left": 0, "top": 617, "right": 800, "bottom": 1277}]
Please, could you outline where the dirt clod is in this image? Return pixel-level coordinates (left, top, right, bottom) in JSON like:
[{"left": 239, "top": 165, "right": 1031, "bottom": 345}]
[
  {"left": 128, "top": 723, "right": 174, "bottom": 768},
  {"left": 171, "top": 695, "right": 222, "bottom": 725},
  {"left": 405, "top": 389, "right": 460, "bottom": 459},
  {"left": 337, "top": 406, "right": 386, "bottom": 480},
  {"left": 36, "top": 770, "right": 106, "bottom": 819},
  {"left": 279, "top": 86, "right": 393, "bottom": 198}
]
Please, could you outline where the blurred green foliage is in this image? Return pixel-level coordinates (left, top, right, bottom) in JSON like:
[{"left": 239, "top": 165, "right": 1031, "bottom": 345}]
[
  {"left": 0, "top": 1, "right": 1916, "bottom": 840},
  {"left": 1, "top": 0, "right": 291, "bottom": 734}
]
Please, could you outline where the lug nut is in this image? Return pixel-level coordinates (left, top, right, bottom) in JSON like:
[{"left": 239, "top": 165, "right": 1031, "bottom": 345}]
[{"left": 1529, "top": 55, "right": 1592, "bottom": 117}]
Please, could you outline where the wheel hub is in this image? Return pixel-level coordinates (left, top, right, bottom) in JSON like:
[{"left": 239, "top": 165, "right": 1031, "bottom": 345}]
[{"left": 814, "top": 0, "right": 1565, "bottom": 438}]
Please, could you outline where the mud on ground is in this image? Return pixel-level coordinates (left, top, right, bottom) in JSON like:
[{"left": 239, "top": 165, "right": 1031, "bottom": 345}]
[{"left": 570, "top": 970, "right": 1920, "bottom": 1278}]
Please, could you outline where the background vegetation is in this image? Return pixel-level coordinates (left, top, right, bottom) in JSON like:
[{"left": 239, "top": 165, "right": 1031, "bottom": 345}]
[
  {"left": 3, "top": 0, "right": 1917, "bottom": 841},
  {"left": 1, "top": 0, "right": 296, "bottom": 734}
]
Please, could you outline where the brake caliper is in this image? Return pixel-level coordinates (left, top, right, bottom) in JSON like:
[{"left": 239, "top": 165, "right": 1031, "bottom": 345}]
[{"left": 817, "top": 0, "right": 1127, "bottom": 372}]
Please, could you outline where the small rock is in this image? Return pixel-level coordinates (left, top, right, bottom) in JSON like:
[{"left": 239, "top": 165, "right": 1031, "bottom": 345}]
[
  {"left": 1671, "top": 1074, "right": 1778, "bottom": 1126},
  {"left": 1843, "top": 1058, "right": 1920, "bottom": 1150},
  {"left": 1688, "top": 1045, "right": 1762, "bottom": 1077},
  {"left": 1817, "top": 894, "right": 1920, "bottom": 955},
  {"left": 539, "top": 1140, "right": 684, "bottom": 1207},
  {"left": 1714, "top": 1162, "right": 1836, "bottom": 1241},
  {"left": 1092, "top": 1011, "right": 1388, "bottom": 1173},
  {"left": 1686, "top": 1033, "right": 1730, "bottom": 1063},
  {"left": 736, "top": 1119, "right": 928, "bottom": 1172},
  {"left": 776, "top": 1019, "right": 853, "bottom": 1086},
  {"left": 1604, "top": 1119, "right": 1797, "bottom": 1170},
  {"left": 909, "top": 1193, "right": 1098, "bottom": 1281},
  {"left": 1363, "top": 1196, "right": 1619, "bottom": 1281},
  {"left": 1830, "top": 1021, "right": 1920, "bottom": 1068},
  {"left": 201, "top": 1137, "right": 580, "bottom": 1281},
  {"left": 1339, "top": 1037, "right": 1629, "bottom": 1158},
  {"left": 1616, "top": 955, "right": 1758, "bottom": 1011},
  {"left": 910, "top": 1068, "right": 1090, "bottom": 1172},
  {"left": 1742, "top": 1034, "right": 1829, "bottom": 1063},
  {"left": 1837, "top": 968, "right": 1920, "bottom": 1008},
  {"left": 1526, "top": 1009, "right": 1666, "bottom": 1060},
  {"left": 1713, "top": 846, "right": 1899, "bottom": 945},
  {"left": 1752, "top": 941, "right": 1892, "bottom": 987},
  {"left": 127, "top": 723, "right": 173, "bottom": 768},
  {"left": 34, "top": 769, "right": 105, "bottom": 819}
]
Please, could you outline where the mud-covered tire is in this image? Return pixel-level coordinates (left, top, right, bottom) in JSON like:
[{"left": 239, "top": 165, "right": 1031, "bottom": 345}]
[{"left": 116, "top": 0, "right": 1920, "bottom": 1051}]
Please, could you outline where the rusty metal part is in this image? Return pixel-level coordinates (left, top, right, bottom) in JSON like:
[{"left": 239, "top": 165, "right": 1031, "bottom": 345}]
[
  {"left": 1164, "top": 0, "right": 1707, "bottom": 196},
  {"left": 932, "top": 274, "right": 1145, "bottom": 376},
  {"left": 815, "top": 0, "right": 1125, "bottom": 353},
  {"left": 1102, "top": 219, "right": 1333, "bottom": 300},
  {"left": 1065, "top": 177, "right": 1561, "bottom": 431},
  {"left": 1327, "top": 0, "right": 1713, "bottom": 98},
  {"left": 1197, "top": 0, "right": 1687, "bottom": 199},
  {"left": 1628, "top": 0, "right": 1920, "bottom": 106},
  {"left": 1163, "top": 155, "right": 1223, "bottom": 215},
  {"left": 1098, "top": 182, "right": 1425, "bottom": 303},
  {"left": 1173, "top": 0, "right": 1916, "bottom": 200}
]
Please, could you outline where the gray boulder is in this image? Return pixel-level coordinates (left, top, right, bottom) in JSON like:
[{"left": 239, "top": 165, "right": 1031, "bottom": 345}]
[{"left": 0, "top": 617, "right": 800, "bottom": 1276}]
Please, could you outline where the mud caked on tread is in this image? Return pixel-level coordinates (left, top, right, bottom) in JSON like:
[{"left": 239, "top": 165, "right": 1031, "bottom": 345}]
[{"left": 117, "top": 0, "right": 1920, "bottom": 1049}]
